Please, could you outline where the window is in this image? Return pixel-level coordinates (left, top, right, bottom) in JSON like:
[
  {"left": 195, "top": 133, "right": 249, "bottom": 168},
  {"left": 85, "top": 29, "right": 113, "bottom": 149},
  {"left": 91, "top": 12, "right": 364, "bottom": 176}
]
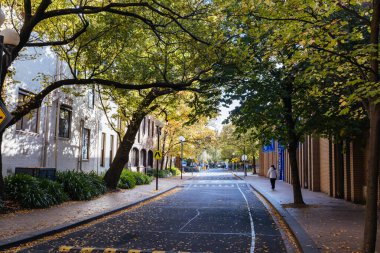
[
  {"left": 16, "top": 90, "right": 39, "bottom": 133},
  {"left": 100, "top": 133, "right": 106, "bottom": 167},
  {"left": 142, "top": 118, "right": 146, "bottom": 135},
  {"left": 152, "top": 122, "right": 154, "bottom": 136},
  {"left": 110, "top": 135, "right": 114, "bottom": 163},
  {"left": 137, "top": 130, "right": 140, "bottom": 143},
  {"left": 82, "top": 128, "right": 90, "bottom": 160},
  {"left": 58, "top": 105, "right": 71, "bottom": 138},
  {"left": 88, "top": 88, "right": 94, "bottom": 109},
  {"left": 148, "top": 119, "right": 151, "bottom": 137}
]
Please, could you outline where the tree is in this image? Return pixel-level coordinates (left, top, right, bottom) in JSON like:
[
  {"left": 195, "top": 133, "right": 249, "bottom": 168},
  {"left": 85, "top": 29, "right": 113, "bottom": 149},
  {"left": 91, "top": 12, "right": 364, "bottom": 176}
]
[
  {"left": 162, "top": 95, "right": 219, "bottom": 167},
  {"left": 238, "top": 1, "right": 378, "bottom": 250},
  {"left": 0, "top": 0, "right": 222, "bottom": 195}
]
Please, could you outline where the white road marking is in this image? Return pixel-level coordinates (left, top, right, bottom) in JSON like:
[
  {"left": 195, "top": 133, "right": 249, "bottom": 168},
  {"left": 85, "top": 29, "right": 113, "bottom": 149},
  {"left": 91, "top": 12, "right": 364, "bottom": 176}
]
[
  {"left": 179, "top": 208, "right": 201, "bottom": 232},
  {"left": 237, "top": 184, "right": 256, "bottom": 253}
]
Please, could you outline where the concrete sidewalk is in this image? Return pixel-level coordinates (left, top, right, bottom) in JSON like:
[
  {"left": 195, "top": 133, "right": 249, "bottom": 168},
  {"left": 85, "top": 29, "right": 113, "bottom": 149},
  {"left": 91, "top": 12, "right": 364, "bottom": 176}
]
[
  {"left": 0, "top": 175, "right": 192, "bottom": 248},
  {"left": 234, "top": 171, "right": 380, "bottom": 253}
]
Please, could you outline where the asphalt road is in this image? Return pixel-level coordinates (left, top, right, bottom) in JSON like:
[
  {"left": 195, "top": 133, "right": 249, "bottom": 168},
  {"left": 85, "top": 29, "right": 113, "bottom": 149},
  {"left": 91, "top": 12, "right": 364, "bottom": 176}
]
[{"left": 18, "top": 169, "right": 286, "bottom": 253}]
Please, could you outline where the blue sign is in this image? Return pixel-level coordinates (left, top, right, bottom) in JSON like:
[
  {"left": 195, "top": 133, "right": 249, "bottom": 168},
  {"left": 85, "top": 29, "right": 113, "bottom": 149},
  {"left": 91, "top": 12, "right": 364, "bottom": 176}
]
[
  {"left": 263, "top": 139, "right": 275, "bottom": 152},
  {"left": 278, "top": 148, "right": 285, "bottom": 180},
  {"left": 181, "top": 161, "right": 187, "bottom": 166}
]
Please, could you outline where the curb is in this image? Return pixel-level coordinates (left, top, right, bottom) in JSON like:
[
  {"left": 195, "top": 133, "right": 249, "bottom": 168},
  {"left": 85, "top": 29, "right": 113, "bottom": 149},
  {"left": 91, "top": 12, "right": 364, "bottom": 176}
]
[
  {"left": 232, "top": 172, "right": 320, "bottom": 253},
  {"left": 0, "top": 186, "right": 180, "bottom": 251},
  {"left": 58, "top": 245, "right": 207, "bottom": 253}
]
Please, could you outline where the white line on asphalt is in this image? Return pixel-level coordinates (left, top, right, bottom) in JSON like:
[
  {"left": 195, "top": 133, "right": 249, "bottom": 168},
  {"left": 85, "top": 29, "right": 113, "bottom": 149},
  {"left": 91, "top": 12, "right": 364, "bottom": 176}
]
[
  {"left": 179, "top": 208, "right": 200, "bottom": 232},
  {"left": 237, "top": 183, "right": 256, "bottom": 253}
]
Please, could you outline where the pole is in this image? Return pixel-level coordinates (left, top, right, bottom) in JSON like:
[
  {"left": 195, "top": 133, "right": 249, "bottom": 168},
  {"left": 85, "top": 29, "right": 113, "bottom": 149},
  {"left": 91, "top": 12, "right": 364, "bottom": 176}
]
[
  {"left": 180, "top": 141, "right": 183, "bottom": 179},
  {"left": 0, "top": 36, "right": 3, "bottom": 83},
  {"left": 156, "top": 126, "right": 160, "bottom": 190},
  {"left": 244, "top": 145, "right": 247, "bottom": 177}
]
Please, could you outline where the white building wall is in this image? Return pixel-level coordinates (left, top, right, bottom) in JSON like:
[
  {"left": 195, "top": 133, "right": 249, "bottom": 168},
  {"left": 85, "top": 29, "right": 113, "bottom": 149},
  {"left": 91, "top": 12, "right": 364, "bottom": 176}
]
[{"left": 2, "top": 48, "right": 165, "bottom": 177}]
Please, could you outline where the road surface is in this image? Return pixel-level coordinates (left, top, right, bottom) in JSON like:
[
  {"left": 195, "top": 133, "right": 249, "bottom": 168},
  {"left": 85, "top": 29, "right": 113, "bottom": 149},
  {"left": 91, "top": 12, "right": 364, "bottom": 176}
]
[{"left": 18, "top": 169, "right": 286, "bottom": 253}]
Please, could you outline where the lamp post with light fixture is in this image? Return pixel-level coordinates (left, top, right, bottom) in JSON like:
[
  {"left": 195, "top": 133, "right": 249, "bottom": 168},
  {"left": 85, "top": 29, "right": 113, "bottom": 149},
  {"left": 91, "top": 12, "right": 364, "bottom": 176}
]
[
  {"left": 179, "top": 136, "right": 185, "bottom": 179},
  {"left": 0, "top": 8, "right": 20, "bottom": 133},
  {"left": 0, "top": 8, "right": 20, "bottom": 82}
]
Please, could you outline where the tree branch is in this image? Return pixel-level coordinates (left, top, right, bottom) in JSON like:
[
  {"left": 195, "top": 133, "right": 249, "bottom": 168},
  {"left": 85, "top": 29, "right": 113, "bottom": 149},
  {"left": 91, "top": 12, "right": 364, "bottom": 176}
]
[{"left": 25, "top": 19, "right": 89, "bottom": 47}]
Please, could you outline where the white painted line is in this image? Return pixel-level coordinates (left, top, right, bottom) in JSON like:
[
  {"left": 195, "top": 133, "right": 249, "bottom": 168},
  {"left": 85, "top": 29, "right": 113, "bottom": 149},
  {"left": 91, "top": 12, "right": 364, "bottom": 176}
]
[
  {"left": 179, "top": 209, "right": 201, "bottom": 232},
  {"left": 237, "top": 184, "right": 256, "bottom": 253}
]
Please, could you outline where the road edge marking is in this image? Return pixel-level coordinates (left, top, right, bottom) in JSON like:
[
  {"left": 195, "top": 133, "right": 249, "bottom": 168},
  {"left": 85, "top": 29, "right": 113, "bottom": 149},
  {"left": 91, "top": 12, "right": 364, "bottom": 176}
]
[{"left": 237, "top": 183, "right": 255, "bottom": 253}]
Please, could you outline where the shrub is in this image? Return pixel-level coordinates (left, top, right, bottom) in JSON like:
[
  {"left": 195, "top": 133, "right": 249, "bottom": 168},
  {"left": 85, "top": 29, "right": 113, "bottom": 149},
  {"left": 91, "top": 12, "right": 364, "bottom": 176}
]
[
  {"left": 57, "top": 171, "right": 107, "bottom": 201},
  {"left": 147, "top": 169, "right": 172, "bottom": 178},
  {"left": 87, "top": 172, "right": 107, "bottom": 195},
  {"left": 39, "top": 179, "right": 69, "bottom": 205},
  {"left": 132, "top": 172, "right": 154, "bottom": 185},
  {"left": 4, "top": 174, "right": 66, "bottom": 208},
  {"left": 118, "top": 170, "right": 136, "bottom": 189},
  {"left": 168, "top": 167, "right": 181, "bottom": 176}
]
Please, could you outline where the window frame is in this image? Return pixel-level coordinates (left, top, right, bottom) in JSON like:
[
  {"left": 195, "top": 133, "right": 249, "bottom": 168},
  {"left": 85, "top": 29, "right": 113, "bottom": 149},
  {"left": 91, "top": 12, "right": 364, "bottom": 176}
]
[
  {"left": 58, "top": 105, "right": 72, "bottom": 139},
  {"left": 82, "top": 128, "right": 90, "bottom": 160},
  {"left": 16, "top": 89, "right": 39, "bottom": 133},
  {"left": 100, "top": 133, "right": 106, "bottom": 167}
]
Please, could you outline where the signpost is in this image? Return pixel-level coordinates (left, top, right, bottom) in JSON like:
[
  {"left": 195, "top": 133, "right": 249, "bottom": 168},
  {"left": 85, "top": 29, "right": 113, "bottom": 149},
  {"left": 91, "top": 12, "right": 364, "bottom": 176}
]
[
  {"left": 155, "top": 126, "right": 161, "bottom": 190},
  {"left": 0, "top": 100, "right": 11, "bottom": 133},
  {"left": 0, "top": 35, "right": 11, "bottom": 133},
  {"left": 153, "top": 150, "right": 162, "bottom": 160}
]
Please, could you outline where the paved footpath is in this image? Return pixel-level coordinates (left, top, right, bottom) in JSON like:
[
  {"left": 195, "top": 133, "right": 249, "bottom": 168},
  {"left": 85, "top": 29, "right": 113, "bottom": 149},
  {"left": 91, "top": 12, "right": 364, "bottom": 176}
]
[
  {"left": 0, "top": 175, "right": 191, "bottom": 247},
  {"left": 234, "top": 171, "right": 380, "bottom": 253}
]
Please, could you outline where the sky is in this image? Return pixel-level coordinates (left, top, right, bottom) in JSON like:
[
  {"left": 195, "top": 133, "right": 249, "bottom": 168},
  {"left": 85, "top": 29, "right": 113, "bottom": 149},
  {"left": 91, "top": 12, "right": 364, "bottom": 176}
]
[{"left": 210, "top": 100, "right": 240, "bottom": 132}]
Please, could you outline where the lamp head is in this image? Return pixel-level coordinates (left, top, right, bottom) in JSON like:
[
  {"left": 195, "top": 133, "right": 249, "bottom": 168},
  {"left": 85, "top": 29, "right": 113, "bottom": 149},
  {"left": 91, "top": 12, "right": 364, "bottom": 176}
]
[
  {"left": 179, "top": 136, "right": 185, "bottom": 142},
  {"left": 0, "top": 29, "right": 20, "bottom": 46}
]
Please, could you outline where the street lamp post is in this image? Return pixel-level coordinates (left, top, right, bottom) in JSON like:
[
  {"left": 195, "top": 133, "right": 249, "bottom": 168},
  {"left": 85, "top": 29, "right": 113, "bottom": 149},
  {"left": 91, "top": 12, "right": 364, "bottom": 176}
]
[
  {"left": 179, "top": 136, "right": 185, "bottom": 179},
  {"left": 0, "top": 9, "right": 20, "bottom": 133},
  {"left": 156, "top": 126, "right": 161, "bottom": 191},
  {"left": 243, "top": 145, "right": 247, "bottom": 177},
  {"left": 0, "top": 9, "right": 20, "bottom": 80}
]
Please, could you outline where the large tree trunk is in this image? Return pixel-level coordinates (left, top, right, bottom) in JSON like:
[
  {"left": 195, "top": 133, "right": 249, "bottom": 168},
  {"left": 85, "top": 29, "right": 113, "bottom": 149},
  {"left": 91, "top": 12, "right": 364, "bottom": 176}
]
[
  {"left": 363, "top": 1, "right": 380, "bottom": 252},
  {"left": 104, "top": 90, "right": 166, "bottom": 189},
  {"left": 103, "top": 113, "right": 146, "bottom": 189},
  {"left": 363, "top": 104, "right": 380, "bottom": 253},
  {"left": 283, "top": 79, "right": 305, "bottom": 205},
  {"left": 288, "top": 141, "right": 304, "bottom": 205}
]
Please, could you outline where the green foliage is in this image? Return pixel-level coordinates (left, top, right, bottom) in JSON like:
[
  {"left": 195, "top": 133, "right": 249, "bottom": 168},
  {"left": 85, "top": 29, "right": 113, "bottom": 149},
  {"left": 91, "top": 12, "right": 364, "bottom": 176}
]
[
  {"left": 57, "top": 171, "right": 106, "bottom": 201},
  {"left": 118, "top": 170, "right": 137, "bottom": 189},
  {"left": 39, "top": 179, "right": 69, "bottom": 205},
  {"left": 5, "top": 174, "right": 67, "bottom": 209},
  {"left": 168, "top": 167, "right": 181, "bottom": 176},
  {"left": 131, "top": 171, "right": 153, "bottom": 185},
  {"left": 147, "top": 169, "right": 173, "bottom": 178}
]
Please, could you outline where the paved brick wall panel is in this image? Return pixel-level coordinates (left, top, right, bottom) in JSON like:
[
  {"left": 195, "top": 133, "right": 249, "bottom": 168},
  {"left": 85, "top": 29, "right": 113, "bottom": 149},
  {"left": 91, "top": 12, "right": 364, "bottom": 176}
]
[{"left": 319, "top": 138, "right": 331, "bottom": 194}]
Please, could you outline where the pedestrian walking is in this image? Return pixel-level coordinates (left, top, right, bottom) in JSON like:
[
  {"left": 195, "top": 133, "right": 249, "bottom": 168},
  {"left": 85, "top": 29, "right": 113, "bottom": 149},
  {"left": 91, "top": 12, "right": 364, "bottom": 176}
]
[{"left": 267, "top": 165, "right": 277, "bottom": 190}]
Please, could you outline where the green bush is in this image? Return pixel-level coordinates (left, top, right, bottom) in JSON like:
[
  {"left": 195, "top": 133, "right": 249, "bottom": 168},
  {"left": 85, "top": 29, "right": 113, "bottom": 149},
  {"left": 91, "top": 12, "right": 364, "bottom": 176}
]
[
  {"left": 5, "top": 174, "right": 66, "bottom": 208},
  {"left": 147, "top": 169, "right": 172, "bottom": 178},
  {"left": 39, "top": 179, "right": 69, "bottom": 205},
  {"left": 131, "top": 172, "right": 153, "bottom": 185},
  {"left": 57, "top": 171, "right": 107, "bottom": 201},
  {"left": 118, "top": 170, "right": 136, "bottom": 189},
  {"left": 168, "top": 167, "right": 181, "bottom": 176}
]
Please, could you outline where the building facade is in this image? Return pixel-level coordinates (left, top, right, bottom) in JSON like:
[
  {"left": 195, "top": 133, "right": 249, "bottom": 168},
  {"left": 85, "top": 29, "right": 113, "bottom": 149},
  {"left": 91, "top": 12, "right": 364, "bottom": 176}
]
[
  {"left": 2, "top": 47, "right": 163, "bottom": 177},
  {"left": 259, "top": 135, "right": 368, "bottom": 204}
]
